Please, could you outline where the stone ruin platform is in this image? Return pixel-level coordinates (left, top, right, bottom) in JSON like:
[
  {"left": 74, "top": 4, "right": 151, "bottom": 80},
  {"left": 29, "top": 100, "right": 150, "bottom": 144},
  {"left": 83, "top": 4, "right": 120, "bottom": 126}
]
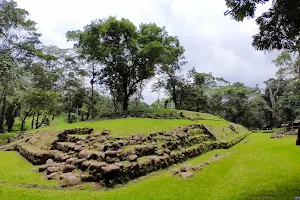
[{"left": 0, "top": 124, "right": 250, "bottom": 187}]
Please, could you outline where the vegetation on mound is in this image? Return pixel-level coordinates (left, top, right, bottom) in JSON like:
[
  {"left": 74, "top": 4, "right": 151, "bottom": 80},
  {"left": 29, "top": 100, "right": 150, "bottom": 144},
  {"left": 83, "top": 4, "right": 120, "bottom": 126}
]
[
  {"left": 1, "top": 123, "right": 249, "bottom": 188},
  {"left": 1, "top": 133, "right": 300, "bottom": 200}
]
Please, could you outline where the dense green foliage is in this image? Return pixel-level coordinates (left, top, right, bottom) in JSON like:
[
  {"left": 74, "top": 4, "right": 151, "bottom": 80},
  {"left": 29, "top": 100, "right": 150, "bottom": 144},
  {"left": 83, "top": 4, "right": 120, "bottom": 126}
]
[
  {"left": 152, "top": 52, "right": 300, "bottom": 129},
  {"left": 1, "top": 133, "right": 300, "bottom": 200},
  {"left": 224, "top": 0, "right": 300, "bottom": 52}
]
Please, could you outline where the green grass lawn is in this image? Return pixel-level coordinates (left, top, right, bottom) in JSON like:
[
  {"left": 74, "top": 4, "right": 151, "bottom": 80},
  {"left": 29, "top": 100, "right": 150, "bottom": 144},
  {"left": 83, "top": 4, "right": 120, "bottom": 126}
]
[
  {"left": 1, "top": 133, "right": 300, "bottom": 200},
  {"left": 35, "top": 118, "right": 194, "bottom": 136}
]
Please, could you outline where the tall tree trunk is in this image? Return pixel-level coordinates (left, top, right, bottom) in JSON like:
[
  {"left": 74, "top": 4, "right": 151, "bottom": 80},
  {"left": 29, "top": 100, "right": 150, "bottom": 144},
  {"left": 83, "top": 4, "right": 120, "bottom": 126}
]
[
  {"left": 91, "top": 65, "right": 95, "bottom": 119},
  {"left": 35, "top": 112, "right": 39, "bottom": 129},
  {"left": 113, "top": 96, "right": 117, "bottom": 113},
  {"left": 267, "top": 84, "right": 277, "bottom": 126},
  {"left": 31, "top": 114, "right": 35, "bottom": 129},
  {"left": 171, "top": 84, "right": 179, "bottom": 110},
  {"left": 81, "top": 111, "right": 84, "bottom": 121},
  {"left": 0, "top": 90, "right": 7, "bottom": 133},
  {"left": 21, "top": 116, "right": 27, "bottom": 132},
  {"left": 6, "top": 104, "right": 16, "bottom": 133},
  {"left": 68, "top": 86, "right": 71, "bottom": 123},
  {"left": 123, "top": 94, "right": 129, "bottom": 111}
]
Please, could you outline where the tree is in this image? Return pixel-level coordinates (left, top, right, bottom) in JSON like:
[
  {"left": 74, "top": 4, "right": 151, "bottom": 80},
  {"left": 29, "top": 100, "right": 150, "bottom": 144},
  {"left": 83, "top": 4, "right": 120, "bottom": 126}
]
[
  {"left": 67, "top": 16, "right": 177, "bottom": 111},
  {"left": 0, "top": 0, "right": 40, "bottom": 133},
  {"left": 224, "top": 0, "right": 300, "bottom": 52}
]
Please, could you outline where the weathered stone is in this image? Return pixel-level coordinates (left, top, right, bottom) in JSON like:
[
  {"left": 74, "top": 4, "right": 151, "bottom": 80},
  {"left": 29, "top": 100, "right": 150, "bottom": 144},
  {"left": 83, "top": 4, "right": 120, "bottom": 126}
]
[
  {"left": 133, "top": 135, "right": 140, "bottom": 141},
  {"left": 171, "top": 169, "right": 180, "bottom": 175},
  {"left": 180, "top": 166, "right": 188, "bottom": 172},
  {"left": 127, "top": 148, "right": 136, "bottom": 155},
  {"left": 66, "top": 158, "right": 76, "bottom": 164},
  {"left": 101, "top": 130, "right": 109, "bottom": 136},
  {"left": 60, "top": 174, "right": 81, "bottom": 187},
  {"left": 106, "top": 156, "right": 120, "bottom": 163},
  {"left": 81, "top": 161, "right": 91, "bottom": 170},
  {"left": 128, "top": 155, "right": 138, "bottom": 162},
  {"left": 74, "top": 145, "right": 83, "bottom": 151},
  {"left": 155, "top": 150, "right": 164, "bottom": 156},
  {"left": 179, "top": 171, "right": 194, "bottom": 178},
  {"left": 63, "top": 164, "right": 76, "bottom": 173},
  {"left": 73, "top": 159, "right": 85, "bottom": 166},
  {"left": 47, "top": 172, "right": 58, "bottom": 180},
  {"left": 164, "top": 148, "right": 171, "bottom": 154},
  {"left": 17, "top": 143, "right": 53, "bottom": 165},
  {"left": 105, "top": 150, "right": 118, "bottom": 157},
  {"left": 93, "top": 132, "right": 102, "bottom": 137},
  {"left": 93, "top": 182, "right": 103, "bottom": 190},
  {"left": 78, "top": 149, "right": 93, "bottom": 159},
  {"left": 81, "top": 173, "right": 94, "bottom": 182},
  {"left": 129, "top": 140, "right": 136, "bottom": 145},
  {"left": 203, "top": 161, "right": 210, "bottom": 166},
  {"left": 47, "top": 167, "right": 59, "bottom": 175},
  {"left": 149, "top": 156, "right": 160, "bottom": 164},
  {"left": 89, "top": 161, "right": 107, "bottom": 171},
  {"left": 191, "top": 165, "right": 203, "bottom": 171},
  {"left": 46, "top": 159, "right": 54, "bottom": 164},
  {"left": 38, "top": 164, "right": 49, "bottom": 172},
  {"left": 99, "top": 136, "right": 107, "bottom": 143},
  {"left": 101, "top": 164, "right": 120, "bottom": 173},
  {"left": 59, "top": 172, "right": 74, "bottom": 180}
]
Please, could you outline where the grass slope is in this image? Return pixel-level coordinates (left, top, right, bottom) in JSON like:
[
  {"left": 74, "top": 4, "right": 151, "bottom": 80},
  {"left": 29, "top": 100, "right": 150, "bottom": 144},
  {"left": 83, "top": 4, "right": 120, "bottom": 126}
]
[
  {"left": 39, "top": 118, "right": 194, "bottom": 136},
  {"left": 1, "top": 133, "right": 300, "bottom": 200}
]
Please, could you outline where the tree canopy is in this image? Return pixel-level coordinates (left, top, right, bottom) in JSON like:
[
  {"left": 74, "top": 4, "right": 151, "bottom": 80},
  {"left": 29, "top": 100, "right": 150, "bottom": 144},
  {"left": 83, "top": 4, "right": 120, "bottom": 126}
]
[{"left": 224, "top": 0, "right": 300, "bottom": 52}]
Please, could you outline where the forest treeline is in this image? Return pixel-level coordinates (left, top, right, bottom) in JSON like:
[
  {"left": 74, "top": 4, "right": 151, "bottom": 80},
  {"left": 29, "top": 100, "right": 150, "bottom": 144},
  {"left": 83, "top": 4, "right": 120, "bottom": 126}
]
[{"left": 0, "top": 0, "right": 299, "bottom": 133}]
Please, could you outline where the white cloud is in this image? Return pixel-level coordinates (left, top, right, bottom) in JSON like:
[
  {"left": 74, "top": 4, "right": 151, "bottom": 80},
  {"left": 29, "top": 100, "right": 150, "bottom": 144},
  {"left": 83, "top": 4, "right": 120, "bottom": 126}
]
[{"left": 16, "top": 0, "right": 278, "bottom": 104}]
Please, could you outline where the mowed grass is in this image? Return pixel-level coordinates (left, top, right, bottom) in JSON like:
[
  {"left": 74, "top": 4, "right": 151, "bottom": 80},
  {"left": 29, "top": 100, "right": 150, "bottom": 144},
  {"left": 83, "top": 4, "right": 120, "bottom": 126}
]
[
  {"left": 1, "top": 133, "right": 300, "bottom": 200},
  {"left": 34, "top": 118, "right": 194, "bottom": 136}
]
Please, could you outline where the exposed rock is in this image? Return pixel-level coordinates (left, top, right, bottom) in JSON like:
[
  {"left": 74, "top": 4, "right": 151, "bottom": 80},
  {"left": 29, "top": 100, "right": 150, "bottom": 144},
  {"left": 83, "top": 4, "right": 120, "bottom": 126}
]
[
  {"left": 46, "top": 159, "right": 54, "bottom": 164},
  {"left": 74, "top": 145, "right": 83, "bottom": 152},
  {"left": 179, "top": 171, "right": 194, "bottom": 178},
  {"left": 101, "top": 164, "right": 120, "bottom": 173},
  {"left": 66, "top": 158, "right": 76, "bottom": 164},
  {"left": 38, "top": 164, "right": 49, "bottom": 172},
  {"left": 47, "top": 172, "right": 58, "bottom": 180},
  {"left": 202, "top": 161, "right": 210, "bottom": 166},
  {"left": 60, "top": 174, "right": 81, "bottom": 187},
  {"left": 78, "top": 149, "right": 93, "bottom": 159},
  {"left": 171, "top": 169, "right": 180, "bottom": 175},
  {"left": 127, "top": 148, "right": 136, "bottom": 155},
  {"left": 155, "top": 150, "right": 164, "bottom": 156},
  {"left": 63, "top": 164, "right": 76, "bottom": 173},
  {"left": 101, "top": 130, "right": 109, "bottom": 136},
  {"left": 128, "top": 155, "right": 138, "bottom": 162},
  {"left": 81, "top": 161, "right": 91, "bottom": 170},
  {"left": 47, "top": 167, "right": 59, "bottom": 175},
  {"left": 93, "top": 182, "right": 103, "bottom": 190},
  {"left": 59, "top": 172, "right": 74, "bottom": 180},
  {"left": 106, "top": 156, "right": 120, "bottom": 163},
  {"left": 105, "top": 150, "right": 118, "bottom": 157},
  {"left": 89, "top": 161, "right": 107, "bottom": 171},
  {"left": 191, "top": 165, "right": 203, "bottom": 171},
  {"left": 81, "top": 173, "right": 94, "bottom": 182},
  {"left": 17, "top": 143, "right": 53, "bottom": 165},
  {"left": 164, "top": 148, "right": 171, "bottom": 154},
  {"left": 180, "top": 166, "right": 189, "bottom": 172}
]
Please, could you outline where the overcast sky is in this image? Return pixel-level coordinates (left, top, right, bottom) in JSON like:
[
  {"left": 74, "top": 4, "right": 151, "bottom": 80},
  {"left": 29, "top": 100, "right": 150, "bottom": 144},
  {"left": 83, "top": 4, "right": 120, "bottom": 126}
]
[{"left": 16, "top": 0, "right": 278, "bottom": 104}]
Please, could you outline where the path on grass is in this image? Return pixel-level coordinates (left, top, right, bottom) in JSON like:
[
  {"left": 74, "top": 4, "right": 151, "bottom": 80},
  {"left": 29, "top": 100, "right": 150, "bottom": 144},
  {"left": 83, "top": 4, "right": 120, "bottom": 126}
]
[{"left": 0, "top": 133, "right": 300, "bottom": 200}]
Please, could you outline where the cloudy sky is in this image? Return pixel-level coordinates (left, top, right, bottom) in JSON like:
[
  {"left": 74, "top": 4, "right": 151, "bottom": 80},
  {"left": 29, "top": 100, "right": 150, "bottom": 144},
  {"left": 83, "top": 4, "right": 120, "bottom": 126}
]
[{"left": 16, "top": 0, "right": 278, "bottom": 104}]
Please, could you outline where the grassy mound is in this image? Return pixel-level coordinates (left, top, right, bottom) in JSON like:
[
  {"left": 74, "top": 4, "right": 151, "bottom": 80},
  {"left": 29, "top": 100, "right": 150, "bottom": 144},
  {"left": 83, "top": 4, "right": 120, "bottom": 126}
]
[{"left": 1, "top": 133, "right": 300, "bottom": 199}]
